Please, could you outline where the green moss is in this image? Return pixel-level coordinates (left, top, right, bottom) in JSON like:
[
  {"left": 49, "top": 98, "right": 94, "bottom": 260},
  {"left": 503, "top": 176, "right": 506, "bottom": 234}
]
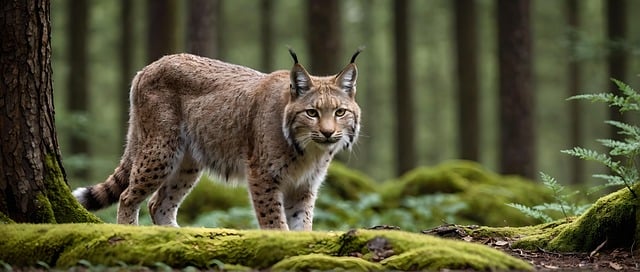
[
  {"left": 178, "top": 176, "right": 250, "bottom": 223},
  {"left": 459, "top": 176, "right": 555, "bottom": 226},
  {"left": 0, "top": 212, "right": 14, "bottom": 224},
  {"left": 43, "top": 154, "right": 102, "bottom": 223},
  {"left": 0, "top": 224, "right": 532, "bottom": 271},
  {"left": 544, "top": 185, "right": 640, "bottom": 252},
  {"left": 382, "top": 245, "right": 530, "bottom": 271},
  {"left": 375, "top": 161, "right": 555, "bottom": 227},
  {"left": 271, "top": 254, "right": 383, "bottom": 271},
  {"left": 323, "top": 162, "right": 377, "bottom": 200},
  {"left": 464, "top": 185, "right": 640, "bottom": 253},
  {"left": 33, "top": 192, "right": 56, "bottom": 223}
]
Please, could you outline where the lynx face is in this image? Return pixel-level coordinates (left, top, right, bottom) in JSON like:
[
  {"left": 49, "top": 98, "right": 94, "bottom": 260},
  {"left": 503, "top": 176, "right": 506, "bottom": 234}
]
[{"left": 285, "top": 83, "right": 360, "bottom": 153}]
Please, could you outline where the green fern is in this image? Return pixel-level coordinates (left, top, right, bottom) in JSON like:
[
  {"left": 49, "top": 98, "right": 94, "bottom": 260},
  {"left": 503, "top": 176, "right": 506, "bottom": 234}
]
[
  {"left": 509, "top": 79, "right": 640, "bottom": 221},
  {"left": 506, "top": 203, "right": 553, "bottom": 223},
  {"left": 563, "top": 79, "right": 640, "bottom": 197}
]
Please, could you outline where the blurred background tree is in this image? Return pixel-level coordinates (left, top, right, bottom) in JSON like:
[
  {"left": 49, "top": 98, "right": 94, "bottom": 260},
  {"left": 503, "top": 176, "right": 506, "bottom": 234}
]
[{"left": 50, "top": 0, "right": 640, "bottom": 190}]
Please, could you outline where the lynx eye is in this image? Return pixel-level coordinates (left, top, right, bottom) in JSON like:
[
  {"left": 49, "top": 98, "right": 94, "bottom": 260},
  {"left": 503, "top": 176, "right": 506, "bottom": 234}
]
[
  {"left": 305, "top": 109, "right": 319, "bottom": 118},
  {"left": 335, "top": 108, "right": 346, "bottom": 117}
]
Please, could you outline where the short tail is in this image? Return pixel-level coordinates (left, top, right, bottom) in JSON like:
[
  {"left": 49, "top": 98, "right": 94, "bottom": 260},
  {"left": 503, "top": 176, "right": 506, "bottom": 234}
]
[{"left": 73, "top": 158, "right": 132, "bottom": 211}]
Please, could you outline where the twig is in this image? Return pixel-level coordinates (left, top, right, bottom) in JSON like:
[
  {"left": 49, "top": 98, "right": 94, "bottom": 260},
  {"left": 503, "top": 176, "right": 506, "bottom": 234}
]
[{"left": 590, "top": 238, "right": 608, "bottom": 258}]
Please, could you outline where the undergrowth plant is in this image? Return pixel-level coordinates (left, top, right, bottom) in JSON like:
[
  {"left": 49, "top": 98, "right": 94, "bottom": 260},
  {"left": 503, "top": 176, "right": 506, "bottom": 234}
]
[{"left": 509, "top": 79, "right": 639, "bottom": 222}]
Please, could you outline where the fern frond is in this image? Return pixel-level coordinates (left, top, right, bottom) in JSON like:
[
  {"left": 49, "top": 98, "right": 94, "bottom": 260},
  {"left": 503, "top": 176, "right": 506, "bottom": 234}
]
[
  {"left": 611, "top": 79, "right": 640, "bottom": 111},
  {"left": 597, "top": 139, "right": 640, "bottom": 156},
  {"left": 568, "top": 93, "right": 619, "bottom": 104},
  {"left": 561, "top": 147, "right": 619, "bottom": 170},
  {"left": 534, "top": 203, "right": 566, "bottom": 213},
  {"left": 604, "top": 120, "right": 640, "bottom": 138},
  {"left": 506, "top": 203, "right": 553, "bottom": 223},
  {"left": 591, "top": 174, "right": 626, "bottom": 186}
]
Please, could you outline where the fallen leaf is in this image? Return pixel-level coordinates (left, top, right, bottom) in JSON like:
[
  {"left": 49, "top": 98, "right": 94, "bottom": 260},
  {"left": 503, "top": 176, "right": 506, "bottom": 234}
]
[
  {"left": 609, "top": 262, "right": 623, "bottom": 270},
  {"left": 494, "top": 240, "right": 509, "bottom": 246}
]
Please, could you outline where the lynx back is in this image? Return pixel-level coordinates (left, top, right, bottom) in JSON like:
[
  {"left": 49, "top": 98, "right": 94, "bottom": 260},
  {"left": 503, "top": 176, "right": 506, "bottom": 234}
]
[{"left": 73, "top": 49, "right": 362, "bottom": 230}]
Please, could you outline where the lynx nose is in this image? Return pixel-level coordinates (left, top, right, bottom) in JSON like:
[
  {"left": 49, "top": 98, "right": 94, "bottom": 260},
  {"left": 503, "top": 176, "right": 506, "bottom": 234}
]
[{"left": 321, "top": 130, "right": 334, "bottom": 139}]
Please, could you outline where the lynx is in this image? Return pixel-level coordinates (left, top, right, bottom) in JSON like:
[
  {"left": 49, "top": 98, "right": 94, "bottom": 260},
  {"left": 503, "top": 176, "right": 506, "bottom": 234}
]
[{"left": 73, "top": 49, "right": 361, "bottom": 230}]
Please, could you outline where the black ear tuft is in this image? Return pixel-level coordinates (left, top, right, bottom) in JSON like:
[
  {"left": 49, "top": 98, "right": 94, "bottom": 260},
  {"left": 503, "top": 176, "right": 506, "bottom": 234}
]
[
  {"left": 289, "top": 47, "right": 312, "bottom": 97},
  {"left": 350, "top": 46, "right": 365, "bottom": 64},
  {"left": 288, "top": 47, "right": 299, "bottom": 64}
]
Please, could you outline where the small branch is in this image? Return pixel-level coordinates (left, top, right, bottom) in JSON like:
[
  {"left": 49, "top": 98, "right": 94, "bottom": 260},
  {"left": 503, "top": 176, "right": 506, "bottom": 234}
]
[{"left": 589, "top": 238, "right": 608, "bottom": 258}]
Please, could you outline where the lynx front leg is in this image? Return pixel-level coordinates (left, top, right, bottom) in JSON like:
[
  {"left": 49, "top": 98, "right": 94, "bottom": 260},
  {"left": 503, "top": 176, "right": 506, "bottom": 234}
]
[
  {"left": 283, "top": 185, "right": 318, "bottom": 231},
  {"left": 247, "top": 175, "right": 288, "bottom": 230}
]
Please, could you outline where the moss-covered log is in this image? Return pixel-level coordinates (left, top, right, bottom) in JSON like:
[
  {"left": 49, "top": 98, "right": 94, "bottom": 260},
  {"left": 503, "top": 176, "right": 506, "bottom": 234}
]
[
  {"left": 467, "top": 184, "right": 640, "bottom": 252},
  {"left": 0, "top": 224, "right": 532, "bottom": 271}
]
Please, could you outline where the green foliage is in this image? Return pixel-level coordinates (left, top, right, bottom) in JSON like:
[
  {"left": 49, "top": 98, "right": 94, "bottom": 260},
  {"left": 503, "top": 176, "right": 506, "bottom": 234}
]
[
  {"left": 180, "top": 161, "right": 555, "bottom": 230},
  {"left": 509, "top": 79, "right": 640, "bottom": 222},
  {"left": 507, "top": 173, "right": 589, "bottom": 223},
  {"left": 566, "top": 79, "right": 640, "bottom": 196}
]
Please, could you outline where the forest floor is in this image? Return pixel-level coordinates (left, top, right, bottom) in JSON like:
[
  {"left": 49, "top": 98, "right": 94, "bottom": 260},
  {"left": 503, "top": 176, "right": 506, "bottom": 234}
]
[
  {"left": 480, "top": 236, "right": 639, "bottom": 271},
  {"left": 420, "top": 224, "right": 640, "bottom": 271}
]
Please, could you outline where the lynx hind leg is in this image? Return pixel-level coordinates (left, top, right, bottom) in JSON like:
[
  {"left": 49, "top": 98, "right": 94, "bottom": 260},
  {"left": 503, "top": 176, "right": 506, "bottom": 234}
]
[
  {"left": 148, "top": 152, "right": 202, "bottom": 226},
  {"left": 117, "top": 137, "right": 182, "bottom": 225}
]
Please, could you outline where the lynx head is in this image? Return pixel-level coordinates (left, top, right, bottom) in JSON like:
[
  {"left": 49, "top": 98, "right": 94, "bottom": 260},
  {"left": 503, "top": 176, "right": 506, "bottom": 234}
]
[{"left": 283, "top": 48, "right": 362, "bottom": 154}]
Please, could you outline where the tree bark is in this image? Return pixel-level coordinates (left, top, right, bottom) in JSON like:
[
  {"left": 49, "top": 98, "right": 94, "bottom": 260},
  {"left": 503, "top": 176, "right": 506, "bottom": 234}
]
[
  {"left": 567, "top": 0, "right": 583, "bottom": 185},
  {"left": 393, "top": 0, "right": 416, "bottom": 176},
  {"left": 260, "top": 0, "right": 273, "bottom": 72},
  {"left": 606, "top": 0, "right": 627, "bottom": 143},
  {"left": 119, "top": 0, "right": 133, "bottom": 142},
  {"left": 0, "top": 0, "right": 100, "bottom": 223},
  {"left": 453, "top": 0, "right": 480, "bottom": 162},
  {"left": 497, "top": 0, "right": 535, "bottom": 179},
  {"left": 307, "top": 0, "right": 342, "bottom": 75},
  {"left": 66, "top": 0, "right": 90, "bottom": 180},
  {"left": 186, "top": 0, "right": 219, "bottom": 58},
  {"left": 147, "top": 0, "right": 178, "bottom": 62}
]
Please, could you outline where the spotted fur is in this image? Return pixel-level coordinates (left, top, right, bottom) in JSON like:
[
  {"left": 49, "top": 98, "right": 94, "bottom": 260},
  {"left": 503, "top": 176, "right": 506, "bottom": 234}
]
[{"left": 73, "top": 51, "right": 361, "bottom": 230}]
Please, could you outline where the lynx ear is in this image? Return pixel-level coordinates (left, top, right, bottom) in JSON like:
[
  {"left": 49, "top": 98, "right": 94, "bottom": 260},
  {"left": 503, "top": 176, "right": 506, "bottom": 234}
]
[
  {"left": 288, "top": 48, "right": 312, "bottom": 97},
  {"left": 334, "top": 48, "right": 362, "bottom": 97}
]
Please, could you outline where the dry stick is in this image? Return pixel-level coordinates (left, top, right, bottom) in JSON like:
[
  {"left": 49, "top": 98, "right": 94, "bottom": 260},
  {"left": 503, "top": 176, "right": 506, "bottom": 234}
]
[{"left": 590, "top": 238, "right": 608, "bottom": 258}]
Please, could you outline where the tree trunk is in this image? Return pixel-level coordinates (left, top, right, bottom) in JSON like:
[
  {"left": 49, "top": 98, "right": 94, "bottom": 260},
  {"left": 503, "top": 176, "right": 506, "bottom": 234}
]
[
  {"left": 66, "top": 0, "right": 90, "bottom": 180},
  {"left": 147, "top": 0, "right": 178, "bottom": 62},
  {"left": 606, "top": 0, "right": 627, "bottom": 143},
  {"left": 0, "top": 0, "right": 101, "bottom": 224},
  {"left": 186, "top": 0, "right": 219, "bottom": 58},
  {"left": 567, "top": 0, "right": 583, "bottom": 185},
  {"left": 394, "top": 0, "right": 416, "bottom": 176},
  {"left": 307, "top": 0, "right": 341, "bottom": 75},
  {"left": 453, "top": 0, "right": 480, "bottom": 162},
  {"left": 119, "top": 0, "right": 133, "bottom": 142},
  {"left": 260, "top": 0, "right": 273, "bottom": 72},
  {"left": 497, "top": 0, "right": 535, "bottom": 179}
]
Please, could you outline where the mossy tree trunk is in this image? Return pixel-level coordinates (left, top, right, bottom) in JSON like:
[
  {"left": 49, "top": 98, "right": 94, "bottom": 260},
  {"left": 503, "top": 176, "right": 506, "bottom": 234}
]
[{"left": 0, "top": 0, "right": 100, "bottom": 224}]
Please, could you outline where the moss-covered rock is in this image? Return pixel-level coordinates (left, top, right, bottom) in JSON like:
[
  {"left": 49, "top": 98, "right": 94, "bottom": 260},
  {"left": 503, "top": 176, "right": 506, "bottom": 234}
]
[
  {"left": 377, "top": 160, "right": 555, "bottom": 227},
  {"left": 0, "top": 224, "right": 532, "bottom": 271},
  {"left": 512, "top": 184, "right": 640, "bottom": 252},
  {"left": 322, "top": 162, "right": 377, "bottom": 201},
  {"left": 464, "top": 184, "right": 640, "bottom": 253},
  {"left": 178, "top": 176, "right": 250, "bottom": 223}
]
